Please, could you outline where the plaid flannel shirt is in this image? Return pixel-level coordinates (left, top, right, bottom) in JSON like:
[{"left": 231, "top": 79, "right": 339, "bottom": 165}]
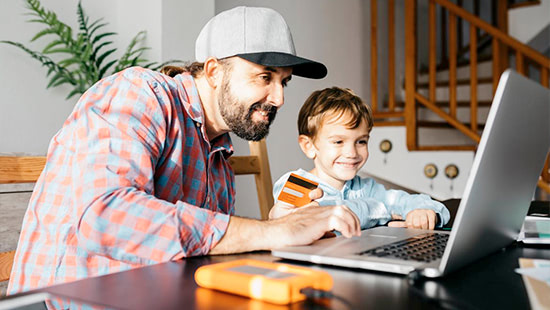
[{"left": 8, "top": 67, "right": 234, "bottom": 294}]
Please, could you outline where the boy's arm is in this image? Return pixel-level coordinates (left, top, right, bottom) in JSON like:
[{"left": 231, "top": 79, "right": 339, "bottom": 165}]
[
  {"left": 366, "top": 179, "right": 450, "bottom": 227},
  {"left": 317, "top": 198, "right": 393, "bottom": 229},
  {"left": 319, "top": 178, "right": 450, "bottom": 229}
]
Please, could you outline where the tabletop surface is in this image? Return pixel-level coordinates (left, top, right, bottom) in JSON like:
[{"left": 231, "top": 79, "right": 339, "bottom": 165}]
[
  {"left": 5, "top": 200, "right": 550, "bottom": 310},
  {"left": 36, "top": 243, "right": 549, "bottom": 310}
]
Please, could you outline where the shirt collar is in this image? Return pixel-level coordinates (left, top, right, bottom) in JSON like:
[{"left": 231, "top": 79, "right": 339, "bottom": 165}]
[{"left": 175, "top": 73, "right": 234, "bottom": 157}]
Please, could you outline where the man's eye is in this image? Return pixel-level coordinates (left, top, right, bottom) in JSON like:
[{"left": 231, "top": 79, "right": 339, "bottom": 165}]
[{"left": 261, "top": 74, "right": 271, "bottom": 82}]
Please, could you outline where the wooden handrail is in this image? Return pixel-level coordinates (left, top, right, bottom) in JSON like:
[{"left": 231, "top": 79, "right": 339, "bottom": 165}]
[
  {"left": 434, "top": 0, "right": 550, "bottom": 68},
  {"left": 414, "top": 93, "right": 481, "bottom": 143},
  {"left": 405, "top": 0, "right": 550, "bottom": 150}
]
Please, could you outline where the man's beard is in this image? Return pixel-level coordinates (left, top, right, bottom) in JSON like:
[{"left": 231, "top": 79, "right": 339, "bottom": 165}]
[{"left": 218, "top": 77, "right": 278, "bottom": 141}]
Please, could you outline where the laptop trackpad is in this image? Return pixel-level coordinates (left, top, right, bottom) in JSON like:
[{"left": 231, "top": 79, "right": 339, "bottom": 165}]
[{"left": 308, "top": 227, "right": 426, "bottom": 256}]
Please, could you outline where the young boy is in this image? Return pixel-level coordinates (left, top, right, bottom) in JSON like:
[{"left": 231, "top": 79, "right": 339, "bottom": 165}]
[{"left": 272, "top": 87, "right": 450, "bottom": 230}]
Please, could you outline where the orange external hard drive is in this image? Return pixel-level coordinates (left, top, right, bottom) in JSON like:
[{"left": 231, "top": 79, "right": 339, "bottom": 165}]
[
  {"left": 277, "top": 173, "right": 319, "bottom": 207},
  {"left": 194, "top": 259, "right": 333, "bottom": 305}
]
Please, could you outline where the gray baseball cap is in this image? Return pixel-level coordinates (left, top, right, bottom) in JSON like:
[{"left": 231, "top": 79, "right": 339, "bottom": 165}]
[{"left": 195, "top": 6, "right": 327, "bottom": 79}]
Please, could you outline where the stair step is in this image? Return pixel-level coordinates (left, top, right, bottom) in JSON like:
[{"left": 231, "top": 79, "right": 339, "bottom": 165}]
[
  {"left": 384, "top": 100, "right": 492, "bottom": 108},
  {"left": 418, "top": 55, "right": 493, "bottom": 75},
  {"left": 417, "top": 83, "right": 493, "bottom": 101},
  {"left": 414, "top": 145, "right": 476, "bottom": 151},
  {"left": 417, "top": 120, "right": 485, "bottom": 130},
  {"left": 418, "top": 59, "right": 493, "bottom": 83},
  {"left": 373, "top": 120, "right": 405, "bottom": 127},
  {"left": 508, "top": 0, "right": 542, "bottom": 9},
  {"left": 416, "top": 77, "right": 493, "bottom": 88}
]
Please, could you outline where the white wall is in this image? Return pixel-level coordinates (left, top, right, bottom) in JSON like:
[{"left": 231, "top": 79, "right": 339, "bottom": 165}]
[
  {"left": 509, "top": 0, "right": 550, "bottom": 43},
  {"left": 1, "top": 0, "right": 77, "bottom": 154},
  {"left": 362, "top": 127, "right": 473, "bottom": 200}
]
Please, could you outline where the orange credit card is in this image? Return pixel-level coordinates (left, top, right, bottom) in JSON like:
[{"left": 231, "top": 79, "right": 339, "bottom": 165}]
[{"left": 277, "top": 173, "right": 318, "bottom": 207}]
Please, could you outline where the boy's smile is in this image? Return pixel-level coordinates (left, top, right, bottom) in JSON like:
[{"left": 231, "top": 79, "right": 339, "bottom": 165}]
[{"left": 307, "top": 113, "right": 370, "bottom": 190}]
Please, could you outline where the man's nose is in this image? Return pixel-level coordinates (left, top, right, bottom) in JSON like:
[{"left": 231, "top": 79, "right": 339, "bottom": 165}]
[{"left": 267, "top": 83, "right": 284, "bottom": 108}]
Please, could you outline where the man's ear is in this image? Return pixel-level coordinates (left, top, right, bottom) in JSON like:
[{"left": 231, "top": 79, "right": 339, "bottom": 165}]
[
  {"left": 203, "top": 57, "right": 223, "bottom": 88},
  {"left": 298, "top": 135, "right": 316, "bottom": 159}
]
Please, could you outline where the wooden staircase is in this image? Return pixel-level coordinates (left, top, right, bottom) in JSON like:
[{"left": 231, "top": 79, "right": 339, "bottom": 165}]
[{"left": 368, "top": 0, "right": 550, "bottom": 196}]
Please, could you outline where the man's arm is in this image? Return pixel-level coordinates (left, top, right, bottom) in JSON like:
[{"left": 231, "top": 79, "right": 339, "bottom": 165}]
[
  {"left": 66, "top": 69, "right": 229, "bottom": 264},
  {"left": 210, "top": 204, "right": 361, "bottom": 254}
]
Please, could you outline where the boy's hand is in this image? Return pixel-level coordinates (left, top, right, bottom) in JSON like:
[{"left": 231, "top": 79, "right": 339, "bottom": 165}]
[
  {"left": 269, "top": 188, "right": 324, "bottom": 219},
  {"left": 388, "top": 209, "right": 437, "bottom": 230}
]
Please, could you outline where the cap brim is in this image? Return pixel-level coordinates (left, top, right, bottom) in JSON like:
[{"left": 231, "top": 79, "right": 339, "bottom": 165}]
[{"left": 236, "top": 52, "right": 327, "bottom": 79}]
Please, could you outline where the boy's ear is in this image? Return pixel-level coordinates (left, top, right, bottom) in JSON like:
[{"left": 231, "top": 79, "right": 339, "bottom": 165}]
[
  {"left": 298, "top": 135, "right": 316, "bottom": 159},
  {"left": 203, "top": 57, "right": 223, "bottom": 89}
]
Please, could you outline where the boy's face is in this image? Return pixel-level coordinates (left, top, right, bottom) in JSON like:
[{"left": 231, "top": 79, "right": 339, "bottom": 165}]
[{"left": 301, "top": 114, "right": 370, "bottom": 189}]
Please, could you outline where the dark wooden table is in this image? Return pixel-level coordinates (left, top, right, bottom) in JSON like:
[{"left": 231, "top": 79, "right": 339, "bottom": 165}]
[
  {"left": 35, "top": 244, "right": 550, "bottom": 310},
  {"left": 4, "top": 200, "right": 550, "bottom": 309}
]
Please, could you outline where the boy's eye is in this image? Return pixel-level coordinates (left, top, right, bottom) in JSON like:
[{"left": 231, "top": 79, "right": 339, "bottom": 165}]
[
  {"left": 332, "top": 140, "right": 343, "bottom": 145},
  {"left": 357, "top": 140, "right": 368, "bottom": 145}
]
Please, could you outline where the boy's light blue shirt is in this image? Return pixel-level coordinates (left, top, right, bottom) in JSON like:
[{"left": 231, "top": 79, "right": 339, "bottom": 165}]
[{"left": 273, "top": 169, "right": 450, "bottom": 229}]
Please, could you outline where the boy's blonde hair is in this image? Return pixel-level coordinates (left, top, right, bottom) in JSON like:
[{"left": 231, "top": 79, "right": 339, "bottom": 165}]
[{"left": 298, "top": 87, "right": 373, "bottom": 139}]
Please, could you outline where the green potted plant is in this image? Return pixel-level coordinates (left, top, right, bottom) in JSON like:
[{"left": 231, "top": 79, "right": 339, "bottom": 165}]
[{"left": 1, "top": 0, "right": 181, "bottom": 99}]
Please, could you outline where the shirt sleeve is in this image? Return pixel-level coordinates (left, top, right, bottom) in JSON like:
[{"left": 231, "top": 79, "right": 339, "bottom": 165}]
[
  {"left": 65, "top": 68, "right": 229, "bottom": 265},
  {"left": 366, "top": 179, "right": 450, "bottom": 227},
  {"left": 319, "top": 178, "right": 450, "bottom": 229},
  {"left": 318, "top": 198, "right": 393, "bottom": 229}
]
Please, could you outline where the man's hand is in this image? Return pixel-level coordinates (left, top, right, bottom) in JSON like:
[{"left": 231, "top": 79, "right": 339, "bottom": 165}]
[
  {"left": 210, "top": 199, "right": 361, "bottom": 255},
  {"left": 268, "top": 187, "right": 324, "bottom": 219},
  {"left": 388, "top": 209, "right": 437, "bottom": 230},
  {"left": 270, "top": 204, "right": 361, "bottom": 246}
]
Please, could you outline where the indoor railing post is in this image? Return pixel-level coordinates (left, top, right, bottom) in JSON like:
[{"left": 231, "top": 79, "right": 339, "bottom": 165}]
[
  {"left": 371, "top": 0, "right": 378, "bottom": 113},
  {"left": 469, "top": 23, "right": 478, "bottom": 132},
  {"left": 405, "top": 0, "right": 418, "bottom": 150}
]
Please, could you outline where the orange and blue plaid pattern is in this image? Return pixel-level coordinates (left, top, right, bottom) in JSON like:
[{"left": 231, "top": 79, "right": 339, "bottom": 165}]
[{"left": 8, "top": 67, "right": 235, "bottom": 295}]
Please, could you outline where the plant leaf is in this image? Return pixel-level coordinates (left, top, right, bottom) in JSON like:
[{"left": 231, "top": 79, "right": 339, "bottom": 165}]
[
  {"left": 96, "top": 48, "right": 116, "bottom": 67},
  {"left": 98, "top": 59, "right": 117, "bottom": 77}
]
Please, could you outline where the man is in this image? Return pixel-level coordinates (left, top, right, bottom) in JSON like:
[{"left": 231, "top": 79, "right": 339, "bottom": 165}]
[{"left": 8, "top": 6, "right": 360, "bottom": 294}]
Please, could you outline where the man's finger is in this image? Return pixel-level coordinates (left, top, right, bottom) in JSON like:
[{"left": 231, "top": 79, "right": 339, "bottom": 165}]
[
  {"left": 388, "top": 221, "right": 407, "bottom": 228},
  {"left": 327, "top": 206, "right": 360, "bottom": 238}
]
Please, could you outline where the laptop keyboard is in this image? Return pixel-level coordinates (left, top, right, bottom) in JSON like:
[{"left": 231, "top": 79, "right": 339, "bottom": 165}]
[{"left": 358, "top": 233, "right": 449, "bottom": 263}]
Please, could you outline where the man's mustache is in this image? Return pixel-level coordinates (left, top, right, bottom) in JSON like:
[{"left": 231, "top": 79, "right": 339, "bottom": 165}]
[{"left": 247, "top": 102, "right": 278, "bottom": 123}]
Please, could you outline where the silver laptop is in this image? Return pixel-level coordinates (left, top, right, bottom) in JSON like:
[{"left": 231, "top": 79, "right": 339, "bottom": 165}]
[{"left": 272, "top": 69, "right": 550, "bottom": 278}]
